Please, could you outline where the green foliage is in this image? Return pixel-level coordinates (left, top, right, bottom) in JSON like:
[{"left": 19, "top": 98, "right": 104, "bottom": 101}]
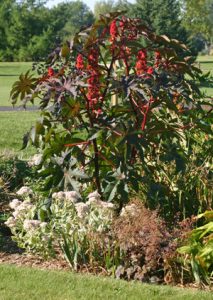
[
  {"left": 50, "top": 1, "right": 94, "bottom": 41},
  {"left": 178, "top": 211, "right": 213, "bottom": 285},
  {"left": 94, "top": 0, "right": 132, "bottom": 18},
  {"left": 181, "top": 0, "right": 213, "bottom": 48},
  {"left": 133, "top": 0, "right": 187, "bottom": 42},
  {"left": 0, "top": 1, "right": 94, "bottom": 61},
  {"left": 0, "top": 158, "right": 31, "bottom": 192}
]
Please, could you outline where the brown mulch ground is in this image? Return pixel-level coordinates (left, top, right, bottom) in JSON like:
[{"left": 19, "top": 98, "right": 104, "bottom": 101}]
[
  {"left": 0, "top": 234, "right": 69, "bottom": 271},
  {"left": 0, "top": 200, "right": 69, "bottom": 271},
  {"left": 0, "top": 251, "right": 69, "bottom": 271}
]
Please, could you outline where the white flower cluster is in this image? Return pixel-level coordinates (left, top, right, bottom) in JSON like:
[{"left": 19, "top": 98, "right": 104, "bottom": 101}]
[
  {"left": 5, "top": 216, "right": 16, "bottom": 228},
  {"left": 120, "top": 203, "right": 138, "bottom": 217},
  {"left": 5, "top": 189, "right": 116, "bottom": 259},
  {"left": 5, "top": 197, "right": 35, "bottom": 229},
  {"left": 87, "top": 191, "right": 115, "bottom": 210},
  {"left": 52, "top": 191, "right": 81, "bottom": 203},
  {"left": 5, "top": 186, "right": 36, "bottom": 231},
  {"left": 23, "top": 220, "right": 47, "bottom": 231},
  {"left": 23, "top": 219, "right": 41, "bottom": 231},
  {"left": 51, "top": 190, "right": 115, "bottom": 220},
  {"left": 85, "top": 191, "right": 115, "bottom": 232},
  {"left": 28, "top": 154, "right": 43, "bottom": 167},
  {"left": 16, "top": 186, "right": 33, "bottom": 197}
]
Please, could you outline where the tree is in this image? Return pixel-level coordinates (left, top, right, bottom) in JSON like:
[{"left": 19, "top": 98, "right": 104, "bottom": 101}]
[
  {"left": 0, "top": 0, "right": 94, "bottom": 61},
  {"left": 94, "top": 0, "right": 133, "bottom": 18},
  {"left": 180, "top": 0, "right": 213, "bottom": 52},
  {"left": 0, "top": 0, "right": 16, "bottom": 60},
  {"left": 133, "top": 0, "right": 187, "bottom": 43},
  {"left": 50, "top": 1, "right": 94, "bottom": 41}
]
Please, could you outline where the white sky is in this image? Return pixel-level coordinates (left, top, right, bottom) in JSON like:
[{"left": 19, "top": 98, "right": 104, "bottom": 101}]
[
  {"left": 46, "top": 0, "right": 135, "bottom": 12},
  {"left": 46, "top": 0, "right": 103, "bottom": 11}
]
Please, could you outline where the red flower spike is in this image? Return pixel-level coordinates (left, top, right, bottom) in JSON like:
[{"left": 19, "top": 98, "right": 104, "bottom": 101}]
[
  {"left": 86, "top": 48, "right": 101, "bottom": 108},
  {"left": 137, "top": 50, "right": 147, "bottom": 60},
  {"left": 147, "top": 67, "right": 154, "bottom": 75},
  {"left": 135, "top": 49, "right": 148, "bottom": 75},
  {"left": 48, "top": 67, "right": 54, "bottom": 77},
  {"left": 76, "top": 54, "right": 84, "bottom": 70},
  {"left": 155, "top": 51, "right": 161, "bottom": 60},
  {"left": 110, "top": 19, "right": 118, "bottom": 42},
  {"left": 119, "top": 20, "right": 125, "bottom": 31}
]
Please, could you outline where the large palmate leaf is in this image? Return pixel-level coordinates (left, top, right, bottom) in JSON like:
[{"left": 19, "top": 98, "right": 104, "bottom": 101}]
[{"left": 10, "top": 71, "right": 37, "bottom": 105}]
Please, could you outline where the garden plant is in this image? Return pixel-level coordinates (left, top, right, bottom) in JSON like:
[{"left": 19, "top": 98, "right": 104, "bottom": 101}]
[{"left": 6, "top": 13, "right": 213, "bottom": 287}]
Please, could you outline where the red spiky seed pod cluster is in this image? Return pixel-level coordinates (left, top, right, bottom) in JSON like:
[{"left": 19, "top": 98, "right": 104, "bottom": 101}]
[
  {"left": 86, "top": 48, "right": 101, "bottom": 109},
  {"left": 76, "top": 54, "right": 84, "bottom": 70}
]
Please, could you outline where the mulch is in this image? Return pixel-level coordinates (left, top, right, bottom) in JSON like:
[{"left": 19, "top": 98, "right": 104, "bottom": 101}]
[{"left": 0, "top": 234, "right": 69, "bottom": 271}]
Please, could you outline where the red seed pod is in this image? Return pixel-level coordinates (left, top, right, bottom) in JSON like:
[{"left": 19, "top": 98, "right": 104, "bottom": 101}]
[
  {"left": 135, "top": 50, "right": 148, "bottom": 75},
  {"left": 76, "top": 54, "right": 84, "bottom": 70},
  {"left": 48, "top": 67, "right": 54, "bottom": 77},
  {"left": 147, "top": 67, "right": 154, "bottom": 75},
  {"left": 110, "top": 19, "right": 118, "bottom": 42}
]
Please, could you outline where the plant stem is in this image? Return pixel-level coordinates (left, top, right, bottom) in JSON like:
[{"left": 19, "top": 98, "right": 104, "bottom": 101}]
[{"left": 92, "top": 138, "right": 102, "bottom": 196}]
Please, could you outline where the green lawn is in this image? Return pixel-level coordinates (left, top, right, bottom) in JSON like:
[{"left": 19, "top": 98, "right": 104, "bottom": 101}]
[
  {"left": 0, "top": 111, "right": 38, "bottom": 158},
  {"left": 0, "top": 264, "right": 212, "bottom": 300},
  {"left": 197, "top": 56, "right": 213, "bottom": 97},
  {"left": 0, "top": 62, "right": 32, "bottom": 106},
  {"left": 197, "top": 55, "right": 213, "bottom": 74}
]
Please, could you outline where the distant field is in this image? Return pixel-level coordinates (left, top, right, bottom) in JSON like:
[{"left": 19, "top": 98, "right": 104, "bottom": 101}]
[
  {"left": 0, "top": 111, "right": 38, "bottom": 158},
  {"left": 0, "top": 62, "right": 33, "bottom": 106}
]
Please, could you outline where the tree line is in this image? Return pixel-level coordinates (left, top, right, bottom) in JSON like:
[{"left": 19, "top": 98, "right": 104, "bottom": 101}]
[{"left": 0, "top": 0, "right": 212, "bottom": 61}]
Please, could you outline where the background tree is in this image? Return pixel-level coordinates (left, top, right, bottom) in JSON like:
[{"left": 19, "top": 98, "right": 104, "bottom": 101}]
[
  {"left": 94, "top": 0, "right": 132, "bottom": 19},
  {"left": 0, "top": 0, "right": 94, "bottom": 61},
  {"left": 180, "top": 0, "right": 213, "bottom": 53},
  {"left": 133, "top": 0, "right": 187, "bottom": 42},
  {"left": 0, "top": 0, "right": 16, "bottom": 60},
  {"left": 50, "top": 1, "right": 94, "bottom": 41}
]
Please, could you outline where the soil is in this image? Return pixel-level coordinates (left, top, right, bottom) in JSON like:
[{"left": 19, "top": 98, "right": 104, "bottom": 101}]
[{"left": 0, "top": 233, "right": 69, "bottom": 271}]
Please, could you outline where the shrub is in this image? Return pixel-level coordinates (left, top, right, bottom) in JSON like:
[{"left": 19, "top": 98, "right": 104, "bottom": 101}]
[
  {"left": 11, "top": 13, "right": 212, "bottom": 219},
  {"left": 112, "top": 199, "right": 171, "bottom": 282}
]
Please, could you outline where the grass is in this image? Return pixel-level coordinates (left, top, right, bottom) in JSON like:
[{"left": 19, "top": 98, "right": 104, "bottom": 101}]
[
  {"left": 0, "top": 111, "right": 38, "bottom": 158},
  {"left": 0, "top": 264, "right": 212, "bottom": 300},
  {"left": 0, "top": 62, "right": 33, "bottom": 106},
  {"left": 197, "top": 56, "right": 213, "bottom": 97}
]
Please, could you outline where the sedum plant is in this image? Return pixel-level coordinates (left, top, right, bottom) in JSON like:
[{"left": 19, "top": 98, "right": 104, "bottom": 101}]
[
  {"left": 11, "top": 13, "right": 212, "bottom": 217},
  {"left": 5, "top": 188, "right": 117, "bottom": 270}
]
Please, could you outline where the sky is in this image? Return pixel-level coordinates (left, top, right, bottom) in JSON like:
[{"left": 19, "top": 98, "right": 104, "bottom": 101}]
[
  {"left": 46, "top": 0, "right": 104, "bottom": 11},
  {"left": 46, "top": 0, "right": 135, "bottom": 12}
]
